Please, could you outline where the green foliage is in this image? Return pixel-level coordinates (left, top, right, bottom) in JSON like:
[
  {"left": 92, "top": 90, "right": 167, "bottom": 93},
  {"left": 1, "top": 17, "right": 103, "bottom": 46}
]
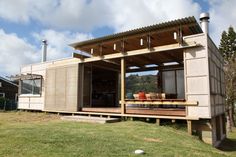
[
  {"left": 126, "top": 74, "right": 157, "bottom": 93},
  {"left": 219, "top": 26, "right": 236, "bottom": 127},
  {"left": 219, "top": 26, "right": 236, "bottom": 62}
]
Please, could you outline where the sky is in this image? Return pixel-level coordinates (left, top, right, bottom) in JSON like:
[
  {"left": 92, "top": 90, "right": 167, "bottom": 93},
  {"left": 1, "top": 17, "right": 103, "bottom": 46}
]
[{"left": 0, "top": 0, "right": 236, "bottom": 77}]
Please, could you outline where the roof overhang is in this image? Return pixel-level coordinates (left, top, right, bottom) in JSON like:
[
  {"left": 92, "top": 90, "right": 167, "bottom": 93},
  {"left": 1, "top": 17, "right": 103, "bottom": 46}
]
[{"left": 70, "top": 16, "right": 202, "bottom": 56}]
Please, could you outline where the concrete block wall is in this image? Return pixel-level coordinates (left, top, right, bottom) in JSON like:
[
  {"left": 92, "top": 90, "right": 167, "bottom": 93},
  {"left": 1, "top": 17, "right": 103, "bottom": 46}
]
[{"left": 184, "top": 33, "right": 211, "bottom": 118}]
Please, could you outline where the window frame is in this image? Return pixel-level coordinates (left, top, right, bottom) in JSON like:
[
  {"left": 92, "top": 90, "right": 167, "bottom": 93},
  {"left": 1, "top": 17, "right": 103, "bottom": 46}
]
[{"left": 20, "top": 78, "right": 42, "bottom": 96}]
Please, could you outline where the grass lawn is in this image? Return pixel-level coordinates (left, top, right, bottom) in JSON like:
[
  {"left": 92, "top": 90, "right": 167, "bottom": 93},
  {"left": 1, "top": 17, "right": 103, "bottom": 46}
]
[{"left": 0, "top": 111, "right": 235, "bottom": 157}]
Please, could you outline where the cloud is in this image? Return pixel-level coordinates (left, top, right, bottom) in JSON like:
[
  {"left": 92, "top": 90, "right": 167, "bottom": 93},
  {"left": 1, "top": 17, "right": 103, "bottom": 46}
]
[
  {"left": 0, "top": 0, "right": 201, "bottom": 32},
  {"left": 0, "top": 29, "right": 39, "bottom": 76},
  {"left": 208, "top": 0, "right": 236, "bottom": 45},
  {"left": 32, "top": 29, "right": 93, "bottom": 60},
  {"left": 108, "top": 0, "right": 201, "bottom": 32},
  {"left": 0, "top": 28, "right": 92, "bottom": 76},
  {"left": 0, "top": 0, "right": 31, "bottom": 23}
]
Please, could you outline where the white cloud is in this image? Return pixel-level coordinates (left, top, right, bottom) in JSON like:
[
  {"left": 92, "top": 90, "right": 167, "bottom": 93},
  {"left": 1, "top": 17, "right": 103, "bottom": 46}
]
[
  {"left": 0, "top": 28, "right": 92, "bottom": 76},
  {"left": 0, "top": 0, "right": 31, "bottom": 23},
  {"left": 0, "top": 29, "right": 39, "bottom": 76},
  {"left": 0, "top": 0, "right": 201, "bottom": 32},
  {"left": 32, "top": 29, "right": 93, "bottom": 60},
  {"left": 108, "top": 0, "right": 201, "bottom": 32},
  {"left": 208, "top": 0, "right": 236, "bottom": 45}
]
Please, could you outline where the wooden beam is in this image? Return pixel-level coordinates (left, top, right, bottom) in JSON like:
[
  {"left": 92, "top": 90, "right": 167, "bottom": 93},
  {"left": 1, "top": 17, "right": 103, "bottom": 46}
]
[
  {"left": 72, "top": 53, "right": 89, "bottom": 60},
  {"left": 121, "top": 57, "right": 126, "bottom": 114},
  {"left": 120, "top": 100, "right": 198, "bottom": 106},
  {"left": 177, "top": 27, "right": 183, "bottom": 46},
  {"left": 99, "top": 44, "right": 103, "bottom": 56},
  {"left": 81, "top": 42, "right": 200, "bottom": 63},
  {"left": 43, "top": 109, "right": 200, "bottom": 120}
]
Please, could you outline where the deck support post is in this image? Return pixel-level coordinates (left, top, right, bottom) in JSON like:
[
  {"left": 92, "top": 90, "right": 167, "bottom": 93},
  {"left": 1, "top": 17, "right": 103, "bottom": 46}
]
[
  {"left": 121, "top": 57, "right": 126, "bottom": 115},
  {"left": 156, "top": 118, "right": 160, "bottom": 126},
  {"left": 187, "top": 120, "right": 192, "bottom": 135}
]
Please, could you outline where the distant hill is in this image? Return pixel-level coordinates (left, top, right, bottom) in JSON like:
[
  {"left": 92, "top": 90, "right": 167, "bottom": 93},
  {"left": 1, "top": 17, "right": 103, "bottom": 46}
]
[{"left": 126, "top": 74, "right": 158, "bottom": 93}]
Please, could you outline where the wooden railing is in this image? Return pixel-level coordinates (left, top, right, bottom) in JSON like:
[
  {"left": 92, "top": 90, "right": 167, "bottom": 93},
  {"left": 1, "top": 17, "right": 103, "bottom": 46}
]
[{"left": 119, "top": 99, "right": 198, "bottom": 114}]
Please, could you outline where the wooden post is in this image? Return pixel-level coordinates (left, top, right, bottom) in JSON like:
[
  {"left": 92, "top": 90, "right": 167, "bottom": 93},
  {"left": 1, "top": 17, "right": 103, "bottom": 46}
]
[
  {"left": 187, "top": 120, "right": 192, "bottom": 135},
  {"left": 156, "top": 118, "right": 160, "bottom": 126},
  {"left": 121, "top": 57, "right": 126, "bottom": 114}
]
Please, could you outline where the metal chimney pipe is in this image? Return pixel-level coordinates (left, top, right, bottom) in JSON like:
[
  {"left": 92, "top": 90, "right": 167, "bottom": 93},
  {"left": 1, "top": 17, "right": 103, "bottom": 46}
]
[
  {"left": 41, "top": 40, "right": 47, "bottom": 62},
  {"left": 199, "top": 12, "right": 210, "bottom": 34}
]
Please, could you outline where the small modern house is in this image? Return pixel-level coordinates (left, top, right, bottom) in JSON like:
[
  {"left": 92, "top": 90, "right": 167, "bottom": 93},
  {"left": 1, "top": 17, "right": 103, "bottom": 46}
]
[{"left": 15, "top": 13, "right": 226, "bottom": 146}]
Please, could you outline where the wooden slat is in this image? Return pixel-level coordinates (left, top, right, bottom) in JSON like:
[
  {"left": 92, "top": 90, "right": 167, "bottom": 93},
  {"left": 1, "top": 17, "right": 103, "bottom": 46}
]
[
  {"left": 126, "top": 108, "right": 185, "bottom": 116},
  {"left": 121, "top": 99, "right": 198, "bottom": 106},
  {"left": 82, "top": 107, "right": 186, "bottom": 116}
]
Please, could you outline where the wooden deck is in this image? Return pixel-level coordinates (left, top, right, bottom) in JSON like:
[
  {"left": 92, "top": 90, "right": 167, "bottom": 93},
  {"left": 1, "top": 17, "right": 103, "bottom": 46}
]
[{"left": 82, "top": 107, "right": 186, "bottom": 117}]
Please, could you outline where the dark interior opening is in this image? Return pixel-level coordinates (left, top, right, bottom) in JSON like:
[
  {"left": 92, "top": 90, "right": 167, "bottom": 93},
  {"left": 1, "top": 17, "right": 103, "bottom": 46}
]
[
  {"left": 92, "top": 67, "right": 118, "bottom": 107},
  {"left": 83, "top": 65, "right": 119, "bottom": 108}
]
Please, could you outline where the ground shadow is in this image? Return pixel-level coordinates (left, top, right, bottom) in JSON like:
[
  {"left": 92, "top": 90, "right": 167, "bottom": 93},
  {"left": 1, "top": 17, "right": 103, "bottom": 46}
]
[{"left": 218, "top": 138, "right": 236, "bottom": 152}]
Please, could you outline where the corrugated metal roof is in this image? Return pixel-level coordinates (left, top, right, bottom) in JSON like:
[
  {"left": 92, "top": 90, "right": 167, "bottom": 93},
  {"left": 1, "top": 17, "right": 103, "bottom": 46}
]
[{"left": 70, "top": 16, "right": 202, "bottom": 48}]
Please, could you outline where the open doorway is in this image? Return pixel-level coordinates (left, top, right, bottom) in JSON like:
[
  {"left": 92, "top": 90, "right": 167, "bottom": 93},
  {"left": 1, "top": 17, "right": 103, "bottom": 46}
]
[{"left": 83, "top": 64, "right": 119, "bottom": 108}]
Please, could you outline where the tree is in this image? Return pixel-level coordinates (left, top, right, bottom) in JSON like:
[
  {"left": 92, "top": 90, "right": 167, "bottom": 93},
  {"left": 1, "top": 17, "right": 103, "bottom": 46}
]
[
  {"left": 219, "top": 26, "right": 236, "bottom": 62},
  {"left": 219, "top": 26, "right": 236, "bottom": 131}
]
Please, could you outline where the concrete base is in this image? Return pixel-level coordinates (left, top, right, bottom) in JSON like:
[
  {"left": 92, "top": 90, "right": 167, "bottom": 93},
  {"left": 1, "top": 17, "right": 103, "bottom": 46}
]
[
  {"left": 61, "top": 116, "right": 121, "bottom": 124},
  {"left": 191, "top": 114, "right": 226, "bottom": 146}
]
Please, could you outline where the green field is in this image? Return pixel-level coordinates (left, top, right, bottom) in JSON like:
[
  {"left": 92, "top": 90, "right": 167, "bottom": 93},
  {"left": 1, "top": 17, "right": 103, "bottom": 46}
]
[{"left": 0, "top": 112, "right": 235, "bottom": 157}]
